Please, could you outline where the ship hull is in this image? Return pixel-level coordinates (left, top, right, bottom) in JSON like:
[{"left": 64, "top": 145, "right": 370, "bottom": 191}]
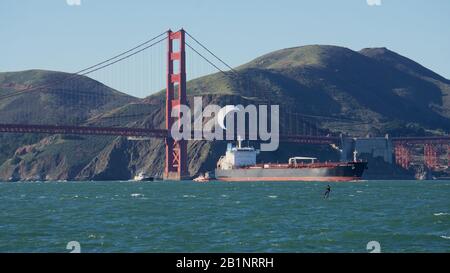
[{"left": 215, "top": 162, "right": 367, "bottom": 182}]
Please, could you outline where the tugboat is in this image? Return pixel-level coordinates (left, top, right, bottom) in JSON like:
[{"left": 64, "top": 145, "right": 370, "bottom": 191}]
[
  {"left": 193, "top": 172, "right": 212, "bottom": 183},
  {"left": 133, "top": 172, "right": 154, "bottom": 182}
]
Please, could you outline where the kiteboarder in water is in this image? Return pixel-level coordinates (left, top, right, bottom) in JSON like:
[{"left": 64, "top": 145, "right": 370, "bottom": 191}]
[{"left": 324, "top": 185, "right": 331, "bottom": 199}]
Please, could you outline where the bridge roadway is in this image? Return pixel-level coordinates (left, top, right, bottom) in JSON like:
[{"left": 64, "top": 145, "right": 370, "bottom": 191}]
[
  {"left": 0, "top": 123, "right": 338, "bottom": 144},
  {"left": 0, "top": 123, "right": 449, "bottom": 145}
]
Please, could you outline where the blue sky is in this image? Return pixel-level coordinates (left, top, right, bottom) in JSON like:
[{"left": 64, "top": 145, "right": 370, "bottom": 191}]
[{"left": 1, "top": 0, "right": 450, "bottom": 97}]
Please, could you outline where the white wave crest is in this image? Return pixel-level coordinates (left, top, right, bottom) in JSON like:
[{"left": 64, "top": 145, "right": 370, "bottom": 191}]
[
  {"left": 183, "top": 194, "right": 196, "bottom": 198},
  {"left": 434, "top": 212, "right": 450, "bottom": 216}
]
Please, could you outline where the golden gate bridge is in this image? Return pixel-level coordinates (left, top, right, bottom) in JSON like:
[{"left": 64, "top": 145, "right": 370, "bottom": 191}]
[{"left": 0, "top": 29, "right": 449, "bottom": 179}]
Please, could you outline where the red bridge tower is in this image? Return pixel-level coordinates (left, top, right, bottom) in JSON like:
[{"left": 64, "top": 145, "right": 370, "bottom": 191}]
[{"left": 164, "top": 29, "right": 188, "bottom": 180}]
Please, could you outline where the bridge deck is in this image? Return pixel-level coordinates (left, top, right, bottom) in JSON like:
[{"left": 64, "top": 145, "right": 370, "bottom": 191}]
[
  {"left": 0, "top": 124, "right": 448, "bottom": 145},
  {"left": 0, "top": 124, "right": 167, "bottom": 138}
]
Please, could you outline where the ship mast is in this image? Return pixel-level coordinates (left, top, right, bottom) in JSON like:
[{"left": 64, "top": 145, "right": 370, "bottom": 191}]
[{"left": 353, "top": 150, "right": 358, "bottom": 162}]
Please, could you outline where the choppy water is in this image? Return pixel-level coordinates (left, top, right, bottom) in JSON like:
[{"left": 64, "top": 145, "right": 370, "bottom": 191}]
[{"left": 0, "top": 180, "right": 449, "bottom": 253}]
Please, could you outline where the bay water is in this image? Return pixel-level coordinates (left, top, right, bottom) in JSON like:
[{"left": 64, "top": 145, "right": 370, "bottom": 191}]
[{"left": 0, "top": 180, "right": 449, "bottom": 252}]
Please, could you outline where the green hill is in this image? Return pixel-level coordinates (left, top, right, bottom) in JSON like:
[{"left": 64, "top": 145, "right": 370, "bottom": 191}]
[
  {"left": 1, "top": 45, "right": 449, "bottom": 181},
  {"left": 0, "top": 70, "right": 137, "bottom": 179}
]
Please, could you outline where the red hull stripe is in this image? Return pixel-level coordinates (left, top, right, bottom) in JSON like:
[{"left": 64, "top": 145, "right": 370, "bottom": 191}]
[{"left": 217, "top": 176, "right": 362, "bottom": 182}]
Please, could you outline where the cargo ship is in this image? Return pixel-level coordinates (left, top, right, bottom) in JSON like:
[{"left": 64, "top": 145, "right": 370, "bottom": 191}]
[{"left": 215, "top": 140, "right": 367, "bottom": 182}]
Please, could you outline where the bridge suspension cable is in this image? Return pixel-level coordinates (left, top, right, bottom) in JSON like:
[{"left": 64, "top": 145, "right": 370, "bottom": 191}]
[
  {"left": 185, "top": 31, "right": 237, "bottom": 75},
  {"left": 79, "top": 36, "right": 167, "bottom": 76},
  {"left": 0, "top": 31, "right": 168, "bottom": 102},
  {"left": 183, "top": 32, "right": 238, "bottom": 78},
  {"left": 185, "top": 42, "right": 230, "bottom": 76}
]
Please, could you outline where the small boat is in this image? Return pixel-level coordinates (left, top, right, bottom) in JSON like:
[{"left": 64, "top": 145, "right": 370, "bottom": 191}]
[
  {"left": 133, "top": 172, "right": 154, "bottom": 181},
  {"left": 193, "top": 172, "right": 211, "bottom": 183}
]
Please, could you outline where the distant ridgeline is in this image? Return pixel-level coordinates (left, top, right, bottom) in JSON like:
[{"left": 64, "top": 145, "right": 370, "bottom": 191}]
[{"left": 0, "top": 44, "right": 449, "bottom": 181}]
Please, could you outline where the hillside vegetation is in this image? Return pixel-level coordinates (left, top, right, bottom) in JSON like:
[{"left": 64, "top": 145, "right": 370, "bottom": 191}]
[{"left": 1, "top": 45, "right": 449, "bottom": 181}]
